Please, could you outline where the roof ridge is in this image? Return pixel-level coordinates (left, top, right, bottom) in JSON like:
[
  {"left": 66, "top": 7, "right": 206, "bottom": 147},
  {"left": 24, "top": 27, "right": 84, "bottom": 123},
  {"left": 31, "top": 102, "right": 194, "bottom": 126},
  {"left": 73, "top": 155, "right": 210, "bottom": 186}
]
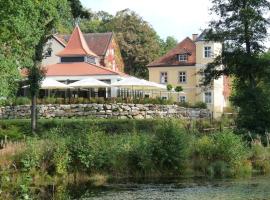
[
  {"left": 56, "top": 26, "right": 97, "bottom": 57},
  {"left": 75, "top": 26, "right": 97, "bottom": 56}
]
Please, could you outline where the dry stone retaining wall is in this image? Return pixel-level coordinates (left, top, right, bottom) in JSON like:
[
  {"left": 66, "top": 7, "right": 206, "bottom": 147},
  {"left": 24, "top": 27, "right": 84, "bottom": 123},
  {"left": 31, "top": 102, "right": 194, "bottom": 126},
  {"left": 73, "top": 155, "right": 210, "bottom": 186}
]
[{"left": 0, "top": 104, "right": 211, "bottom": 120}]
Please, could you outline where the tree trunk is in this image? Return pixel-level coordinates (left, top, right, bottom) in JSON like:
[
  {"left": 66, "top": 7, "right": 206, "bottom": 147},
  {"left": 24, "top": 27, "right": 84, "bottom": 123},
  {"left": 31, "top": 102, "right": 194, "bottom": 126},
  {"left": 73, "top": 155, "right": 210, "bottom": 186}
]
[{"left": 31, "top": 94, "right": 37, "bottom": 134}]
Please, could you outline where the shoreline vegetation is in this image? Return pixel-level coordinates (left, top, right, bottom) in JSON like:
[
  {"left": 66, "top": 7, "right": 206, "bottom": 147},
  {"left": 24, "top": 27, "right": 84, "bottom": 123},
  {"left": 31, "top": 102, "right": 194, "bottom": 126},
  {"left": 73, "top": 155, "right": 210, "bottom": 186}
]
[{"left": 1, "top": 118, "right": 270, "bottom": 199}]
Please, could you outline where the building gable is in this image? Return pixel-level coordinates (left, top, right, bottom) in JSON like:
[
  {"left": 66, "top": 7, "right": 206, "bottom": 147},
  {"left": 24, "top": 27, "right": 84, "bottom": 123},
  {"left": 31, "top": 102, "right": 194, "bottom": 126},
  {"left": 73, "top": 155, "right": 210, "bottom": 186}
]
[{"left": 147, "top": 37, "right": 196, "bottom": 67}]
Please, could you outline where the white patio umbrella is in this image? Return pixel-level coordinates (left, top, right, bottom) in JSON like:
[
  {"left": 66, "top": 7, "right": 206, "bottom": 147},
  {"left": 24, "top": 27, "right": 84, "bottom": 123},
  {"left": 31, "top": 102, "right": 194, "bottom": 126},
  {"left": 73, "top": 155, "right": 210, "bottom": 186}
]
[
  {"left": 111, "top": 77, "right": 149, "bottom": 89},
  {"left": 41, "top": 78, "right": 71, "bottom": 89},
  {"left": 68, "top": 78, "right": 110, "bottom": 98},
  {"left": 111, "top": 77, "right": 167, "bottom": 98},
  {"left": 68, "top": 78, "right": 110, "bottom": 88},
  {"left": 22, "top": 78, "right": 71, "bottom": 89}
]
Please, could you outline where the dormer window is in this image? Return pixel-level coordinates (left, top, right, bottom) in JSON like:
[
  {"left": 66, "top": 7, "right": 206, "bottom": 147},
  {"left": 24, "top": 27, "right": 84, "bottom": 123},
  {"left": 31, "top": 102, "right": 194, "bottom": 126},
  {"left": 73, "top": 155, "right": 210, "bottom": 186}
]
[{"left": 178, "top": 54, "right": 188, "bottom": 62}]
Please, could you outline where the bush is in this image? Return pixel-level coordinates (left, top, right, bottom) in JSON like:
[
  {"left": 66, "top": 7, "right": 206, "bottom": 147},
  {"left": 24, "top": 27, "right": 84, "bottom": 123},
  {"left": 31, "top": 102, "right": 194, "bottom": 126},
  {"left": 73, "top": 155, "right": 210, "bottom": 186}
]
[
  {"left": 166, "top": 84, "right": 173, "bottom": 91},
  {"left": 192, "top": 101, "right": 207, "bottom": 109},
  {"left": 14, "top": 97, "right": 31, "bottom": 105},
  {"left": 0, "top": 125, "right": 24, "bottom": 141},
  {"left": 250, "top": 143, "right": 270, "bottom": 174},
  {"left": 175, "top": 86, "right": 183, "bottom": 92},
  {"left": 193, "top": 131, "right": 249, "bottom": 177},
  {"left": 151, "top": 120, "right": 191, "bottom": 173},
  {"left": 15, "top": 135, "right": 69, "bottom": 175}
]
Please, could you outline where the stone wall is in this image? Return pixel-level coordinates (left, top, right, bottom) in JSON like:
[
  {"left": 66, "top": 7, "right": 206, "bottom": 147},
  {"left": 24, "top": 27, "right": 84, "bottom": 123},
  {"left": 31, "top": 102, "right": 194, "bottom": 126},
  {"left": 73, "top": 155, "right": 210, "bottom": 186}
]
[{"left": 0, "top": 104, "right": 211, "bottom": 120}]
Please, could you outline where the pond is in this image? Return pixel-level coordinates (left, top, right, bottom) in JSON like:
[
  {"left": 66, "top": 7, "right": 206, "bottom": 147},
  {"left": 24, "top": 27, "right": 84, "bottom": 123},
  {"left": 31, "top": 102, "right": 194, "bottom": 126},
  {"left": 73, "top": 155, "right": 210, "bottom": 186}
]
[{"left": 46, "top": 176, "right": 270, "bottom": 200}]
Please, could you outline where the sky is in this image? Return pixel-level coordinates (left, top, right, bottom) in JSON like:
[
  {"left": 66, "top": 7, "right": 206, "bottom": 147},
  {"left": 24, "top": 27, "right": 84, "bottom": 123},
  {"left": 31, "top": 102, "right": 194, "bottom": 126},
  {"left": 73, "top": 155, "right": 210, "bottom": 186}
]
[{"left": 80, "top": 0, "right": 213, "bottom": 42}]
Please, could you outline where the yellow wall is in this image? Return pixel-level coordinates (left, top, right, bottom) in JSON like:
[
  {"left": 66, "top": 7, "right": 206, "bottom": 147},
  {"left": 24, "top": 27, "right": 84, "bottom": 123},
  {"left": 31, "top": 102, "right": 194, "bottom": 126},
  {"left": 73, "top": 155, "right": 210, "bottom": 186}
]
[
  {"left": 148, "top": 66, "right": 199, "bottom": 103},
  {"left": 148, "top": 40, "right": 225, "bottom": 118}
]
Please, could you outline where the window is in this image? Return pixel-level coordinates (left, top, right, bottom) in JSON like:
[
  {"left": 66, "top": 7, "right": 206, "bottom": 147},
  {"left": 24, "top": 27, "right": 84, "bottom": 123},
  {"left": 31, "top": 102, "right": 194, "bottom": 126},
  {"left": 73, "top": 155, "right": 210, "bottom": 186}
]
[
  {"left": 44, "top": 48, "right": 52, "bottom": 58},
  {"left": 86, "top": 56, "right": 96, "bottom": 64},
  {"left": 160, "top": 72, "right": 168, "bottom": 84},
  {"left": 61, "top": 57, "right": 84, "bottom": 63},
  {"left": 178, "top": 54, "right": 187, "bottom": 62},
  {"left": 179, "top": 96, "right": 186, "bottom": 103},
  {"left": 179, "top": 72, "right": 186, "bottom": 83},
  {"left": 204, "top": 46, "right": 212, "bottom": 58},
  {"left": 204, "top": 92, "right": 212, "bottom": 103}
]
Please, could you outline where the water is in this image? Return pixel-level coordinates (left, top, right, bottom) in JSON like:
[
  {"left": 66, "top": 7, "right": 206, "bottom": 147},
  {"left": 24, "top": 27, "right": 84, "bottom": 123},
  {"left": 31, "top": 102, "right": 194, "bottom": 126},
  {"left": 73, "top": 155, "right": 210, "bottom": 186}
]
[{"left": 58, "top": 176, "right": 270, "bottom": 200}]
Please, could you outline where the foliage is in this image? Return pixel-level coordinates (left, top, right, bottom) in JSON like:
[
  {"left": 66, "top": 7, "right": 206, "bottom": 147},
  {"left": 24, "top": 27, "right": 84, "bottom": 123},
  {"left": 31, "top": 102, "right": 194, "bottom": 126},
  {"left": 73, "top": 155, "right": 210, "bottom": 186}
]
[
  {"left": 80, "top": 9, "right": 162, "bottom": 78},
  {"left": 159, "top": 36, "right": 178, "bottom": 55},
  {"left": 175, "top": 86, "right": 183, "bottom": 92},
  {"left": 193, "top": 131, "right": 249, "bottom": 177},
  {"left": 203, "top": 0, "right": 270, "bottom": 134},
  {"left": 166, "top": 84, "right": 173, "bottom": 91},
  {"left": 14, "top": 97, "right": 31, "bottom": 106},
  {"left": 0, "top": 125, "right": 24, "bottom": 141},
  {"left": 151, "top": 120, "right": 191, "bottom": 172},
  {"left": 250, "top": 143, "right": 270, "bottom": 174},
  {"left": 67, "top": 0, "right": 92, "bottom": 19},
  {"left": 192, "top": 101, "right": 207, "bottom": 109}
]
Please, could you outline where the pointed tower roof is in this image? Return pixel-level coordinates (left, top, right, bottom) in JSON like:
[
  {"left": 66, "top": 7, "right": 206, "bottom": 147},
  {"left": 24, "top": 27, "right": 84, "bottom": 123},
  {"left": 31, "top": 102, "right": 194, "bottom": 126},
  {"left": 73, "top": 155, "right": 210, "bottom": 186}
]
[{"left": 57, "top": 26, "right": 97, "bottom": 57}]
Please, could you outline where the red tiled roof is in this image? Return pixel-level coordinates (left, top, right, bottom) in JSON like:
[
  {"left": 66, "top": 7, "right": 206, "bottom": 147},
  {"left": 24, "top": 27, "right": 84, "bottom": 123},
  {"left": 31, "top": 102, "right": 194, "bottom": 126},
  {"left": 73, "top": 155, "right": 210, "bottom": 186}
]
[
  {"left": 56, "top": 32, "right": 113, "bottom": 56},
  {"left": 45, "top": 62, "right": 120, "bottom": 76},
  {"left": 57, "top": 26, "right": 97, "bottom": 57},
  {"left": 147, "top": 37, "right": 196, "bottom": 67}
]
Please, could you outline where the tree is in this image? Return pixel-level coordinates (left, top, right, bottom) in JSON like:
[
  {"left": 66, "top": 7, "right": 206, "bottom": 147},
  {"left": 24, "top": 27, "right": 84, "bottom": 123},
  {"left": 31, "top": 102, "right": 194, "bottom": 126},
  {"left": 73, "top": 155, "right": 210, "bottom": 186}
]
[
  {"left": 108, "top": 9, "right": 161, "bottom": 78},
  {"left": 67, "top": 0, "right": 92, "bottom": 19},
  {"left": 203, "top": 0, "right": 270, "bottom": 134},
  {"left": 80, "top": 11, "right": 113, "bottom": 33},
  {"left": 80, "top": 9, "right": 162, "bottom": 78},
  {"left": 159, "top": 36, "right": 178, "bottom": 56},
  {"left": 0, "top": 0, "right": 41, "bottom": 101}
]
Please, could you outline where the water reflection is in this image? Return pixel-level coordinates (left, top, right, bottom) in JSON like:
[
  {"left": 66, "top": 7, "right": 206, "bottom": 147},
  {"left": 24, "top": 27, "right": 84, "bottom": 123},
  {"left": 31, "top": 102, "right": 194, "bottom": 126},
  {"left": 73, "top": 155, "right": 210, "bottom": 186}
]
[{"left": 34, "top": 176, "right": 270, "bottom": 199}]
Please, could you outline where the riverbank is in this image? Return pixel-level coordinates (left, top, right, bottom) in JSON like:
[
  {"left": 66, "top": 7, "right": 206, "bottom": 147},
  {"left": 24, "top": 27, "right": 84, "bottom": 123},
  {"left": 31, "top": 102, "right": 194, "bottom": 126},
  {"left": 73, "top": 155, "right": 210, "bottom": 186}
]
[{"left": 1, "top": 119, "right": 270, "bottom": 199}]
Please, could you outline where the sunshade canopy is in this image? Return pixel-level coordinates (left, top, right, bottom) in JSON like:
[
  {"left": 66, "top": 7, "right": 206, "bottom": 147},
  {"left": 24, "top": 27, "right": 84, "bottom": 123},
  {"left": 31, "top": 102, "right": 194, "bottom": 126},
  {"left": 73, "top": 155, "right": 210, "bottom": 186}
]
[
  {"left": 111, "top": 77, "right": 165, "bottom": 90},
  {"left": 68, "top": 78, "right": 110, "bottom": 88},
  {"left": 41, "top": 78, "right": 71, "bottom": 89}
]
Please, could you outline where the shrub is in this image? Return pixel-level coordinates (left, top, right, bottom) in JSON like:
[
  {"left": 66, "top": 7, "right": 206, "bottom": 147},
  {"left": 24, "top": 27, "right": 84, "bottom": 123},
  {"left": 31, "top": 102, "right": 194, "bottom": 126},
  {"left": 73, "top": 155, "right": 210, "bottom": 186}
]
[
  {"left": 0, "top": 125, "right": 24, "bottom": 141},
  {"left": 151, "top": 120, "right": 191, "bottom": 173},
  {"left": 250, "top": 143, "right": 270, "bottom": 174},
  {"left": 166, "top": 84, "right": 173, "bottom": 91},
  {"left": 44, "top": 97, "right": 56, "bottom": 104},
  {"left": 15, "top": 134, "right": 69, "bottom": 175},
  {"left": 192, "top": 101, "right": 207, "bottom": 109},
  {"left": 175, "top": 86, "right": 183, "bottom": 92},
  {"left": 14, "top": 97, "right": 31, "bottom": 105},
  {"left": 193, "top": 131, "right": 249, "bottom": 177}
]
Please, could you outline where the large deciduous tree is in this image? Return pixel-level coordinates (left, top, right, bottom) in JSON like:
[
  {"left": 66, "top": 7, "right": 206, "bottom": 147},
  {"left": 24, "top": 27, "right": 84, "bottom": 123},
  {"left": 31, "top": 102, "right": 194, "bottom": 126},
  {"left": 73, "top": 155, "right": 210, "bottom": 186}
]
[
  {"left": 203, "top": 0, "right": 270, "bottom": 134},
  {"left": 159, "top": 36, "right": 178, "bottom": 56},
  {"left": 80, "top": 9, "right": 162, "bottom": 78}
]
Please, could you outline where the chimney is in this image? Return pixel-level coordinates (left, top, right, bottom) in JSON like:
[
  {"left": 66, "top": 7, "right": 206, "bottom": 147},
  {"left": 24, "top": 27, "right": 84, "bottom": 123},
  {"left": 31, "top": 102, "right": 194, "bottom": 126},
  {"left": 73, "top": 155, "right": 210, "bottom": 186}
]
[{"left": 192, "top": 34, "right": 198, "bottom": 41}]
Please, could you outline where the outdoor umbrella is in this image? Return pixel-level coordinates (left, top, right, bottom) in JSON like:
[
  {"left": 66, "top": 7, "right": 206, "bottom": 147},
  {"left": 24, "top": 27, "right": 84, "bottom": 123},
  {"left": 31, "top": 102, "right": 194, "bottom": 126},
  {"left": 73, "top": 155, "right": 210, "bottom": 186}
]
[
  {"left": 111, "top": 76, "right": 166, "bottom": 98},
  {"left": 40, "top": 78, "right": 71, "bottom": 89},
  {"left": 68, "top": 78, "right": 110, "bottom": 98},
  {"left": 68, "top": 78, "right": 110, "bottom": 88},
  {"left": 22, "top": 78, "right": 71, "bottom": 89}
]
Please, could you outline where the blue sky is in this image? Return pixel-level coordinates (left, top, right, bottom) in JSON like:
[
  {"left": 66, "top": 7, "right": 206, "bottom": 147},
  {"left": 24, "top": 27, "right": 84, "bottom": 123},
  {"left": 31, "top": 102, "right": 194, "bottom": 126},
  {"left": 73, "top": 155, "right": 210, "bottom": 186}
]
[{"left": 80, "top": 0, "right": 212, "bottom": 42}]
